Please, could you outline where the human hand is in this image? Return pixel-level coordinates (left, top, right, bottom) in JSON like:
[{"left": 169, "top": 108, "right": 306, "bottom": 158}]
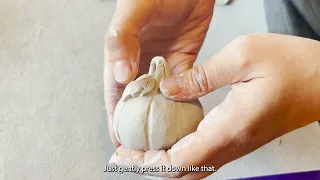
[
  {"left": 105, "top": 0, "right": 215, "bottom": 147},
  {"left": 109, "top": 34, "right": 320, "bottom": 179}
]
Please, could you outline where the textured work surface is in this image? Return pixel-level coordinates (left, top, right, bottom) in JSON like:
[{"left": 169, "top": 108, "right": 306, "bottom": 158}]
[{"left": 0, "top": 0, "right": 319, "bottom": 180}]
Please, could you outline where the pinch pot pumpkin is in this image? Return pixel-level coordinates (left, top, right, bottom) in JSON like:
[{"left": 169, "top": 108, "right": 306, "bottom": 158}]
[{"left": 113, "top": 56, "right": 204, "bottom": 151}]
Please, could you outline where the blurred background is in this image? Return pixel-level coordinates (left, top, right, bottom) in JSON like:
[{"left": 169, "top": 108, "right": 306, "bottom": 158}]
[{"left": 1, "top": 0, "right": 319, "bottom": 179}]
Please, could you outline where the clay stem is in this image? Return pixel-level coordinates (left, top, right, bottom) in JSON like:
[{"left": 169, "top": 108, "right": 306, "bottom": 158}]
[{"left": 148, "top": 57, "right": 170, "bottom": 81}]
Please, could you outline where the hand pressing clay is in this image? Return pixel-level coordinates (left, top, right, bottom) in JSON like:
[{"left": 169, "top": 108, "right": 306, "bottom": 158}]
[{"left": 113, "top": 57, "right": 204, "bottom": 151}]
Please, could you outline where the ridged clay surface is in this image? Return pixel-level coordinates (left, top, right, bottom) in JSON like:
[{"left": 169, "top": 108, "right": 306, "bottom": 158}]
[{"left": 113, "top": 57, "right": 204, "bottom": 151}]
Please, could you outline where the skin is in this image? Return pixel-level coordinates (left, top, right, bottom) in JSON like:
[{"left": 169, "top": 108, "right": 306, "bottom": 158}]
[{"left": 105, "top": 1, "right": 320, "bottom": 179}]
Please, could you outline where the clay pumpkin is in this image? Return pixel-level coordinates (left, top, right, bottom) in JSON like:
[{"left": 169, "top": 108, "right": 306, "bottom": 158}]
[{"left": 113, "top": 56, "right": 204, "bottom": 151}]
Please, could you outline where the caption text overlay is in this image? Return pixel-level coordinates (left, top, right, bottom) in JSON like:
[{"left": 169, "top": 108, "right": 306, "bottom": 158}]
[{"left": 104, "top": 165, "right": 217, "bottom": 174}]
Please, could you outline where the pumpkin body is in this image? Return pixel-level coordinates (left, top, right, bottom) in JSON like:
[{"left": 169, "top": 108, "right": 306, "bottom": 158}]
[{"left": 113, "top": 57, "right": 204, "bottom": 151}]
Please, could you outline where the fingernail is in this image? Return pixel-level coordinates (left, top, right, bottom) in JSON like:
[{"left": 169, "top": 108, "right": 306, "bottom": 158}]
[
  {"left": 160, "top": 77, "right": 181, "bottom": 96},
  {"left": 113, "top": 60, "right": 133, "bottom": 83}
]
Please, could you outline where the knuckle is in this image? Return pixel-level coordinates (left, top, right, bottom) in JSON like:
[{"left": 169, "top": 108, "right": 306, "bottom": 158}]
[
  {"left": 104, "top": 87, "right": 125, "bottom": 114},
  {"left": 189, "top": 65, "right": 209, "bottom": 94},
  {"left": 105, "top": 32, "right": 116, "bottom": 46},
  {"left": 105, "top": 87, "right": 124, "bottom": 101},
  {"left": 232, "top": 34, "right": 257, "bottom": 48},
  {"left": 105, "top": 25, "right": 123, "bottom": 50},
  {"left": 230, "top": 35, "right": 259, "bottom": 70}
]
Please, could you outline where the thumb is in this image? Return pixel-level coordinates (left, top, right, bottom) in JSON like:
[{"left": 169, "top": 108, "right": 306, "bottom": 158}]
[
  {"left": 160, "top": 37, "right": 253, "bottom": 101},
  {"left": 106, "top": 0, "right": 154, "bottom": 84}
]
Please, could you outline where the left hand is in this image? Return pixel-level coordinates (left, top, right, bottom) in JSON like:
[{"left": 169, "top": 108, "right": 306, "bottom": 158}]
[
  {"left": 104, "top": 0, "right": 215, "bottom": 147},
  {"left": 108, "top": 33, "right": 320, "bottom": 179}
]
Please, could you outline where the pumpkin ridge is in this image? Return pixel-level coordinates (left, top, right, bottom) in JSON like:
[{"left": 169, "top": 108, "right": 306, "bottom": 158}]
[
  {"left": 144, "top": 95, "right": 155, "bottom": 150},
  {"left": 114, "top": 102, "right": 127, "bottom": 144}
]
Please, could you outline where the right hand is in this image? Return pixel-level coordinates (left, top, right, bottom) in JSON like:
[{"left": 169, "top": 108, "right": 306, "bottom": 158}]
[
  {"left": 109, "top": 34, "right": 320, "bottom": 179},
  {"left": 105, "top": 0, "right": 216, "bottom": 147}
]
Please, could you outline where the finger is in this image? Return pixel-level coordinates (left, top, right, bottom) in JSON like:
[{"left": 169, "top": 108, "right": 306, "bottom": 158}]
[
  {"left": 146, "top": 170, "right": 214, "bottom": 180},
  {"left": 109, "top": 146, "right": 175, "bottom": 178},
  {"left": 143, "top": 175, "right": 165, "bottom": 180},
  {"left": 107, "top": 114, "right": 121, "bottom": 148},
  {"left": 159, "top": 36, "right": 257, "bottom": 101},
  {"left": 104, "top": 46, "right": 123, "bottom": 148},
  {"left": 144, "top": 171, "right": 213, "bottom": 180},
  {"left": 179, "top": 171, "right": 214, "bottom": 180},
  {"left": 106, "top": 0, "right": 155, "bottom": 84}
]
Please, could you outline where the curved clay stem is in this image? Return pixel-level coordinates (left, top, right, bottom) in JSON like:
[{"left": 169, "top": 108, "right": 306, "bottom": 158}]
[{"left": 148, "top": 56, "right": 170, "bottom": 81}]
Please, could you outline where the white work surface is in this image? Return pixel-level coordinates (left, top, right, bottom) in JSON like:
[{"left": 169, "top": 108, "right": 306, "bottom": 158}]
[{"left": 1, "top": 0, "right": 319, "bottom": 179}]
